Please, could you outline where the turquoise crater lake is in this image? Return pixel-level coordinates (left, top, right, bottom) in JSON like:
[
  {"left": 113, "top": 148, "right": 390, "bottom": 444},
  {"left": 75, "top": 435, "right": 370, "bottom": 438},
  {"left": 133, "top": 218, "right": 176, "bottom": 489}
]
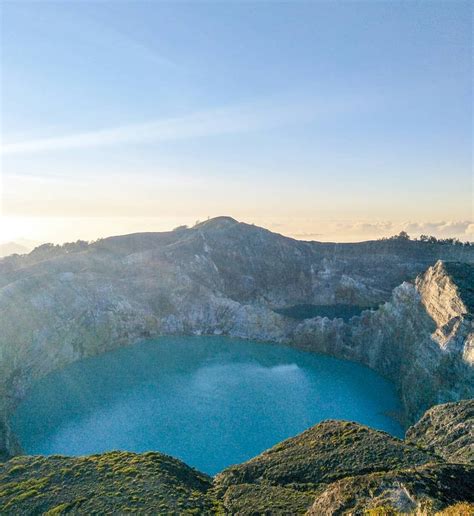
[{"left": 12, "top": 337, "right": 403, "bottom": 474}]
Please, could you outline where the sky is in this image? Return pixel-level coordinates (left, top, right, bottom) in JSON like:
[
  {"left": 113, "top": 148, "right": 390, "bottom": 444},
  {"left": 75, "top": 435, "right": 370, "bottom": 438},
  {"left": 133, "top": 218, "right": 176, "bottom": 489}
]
[{"left": 0, "top": 0, "right": 472, "bottom": 245}]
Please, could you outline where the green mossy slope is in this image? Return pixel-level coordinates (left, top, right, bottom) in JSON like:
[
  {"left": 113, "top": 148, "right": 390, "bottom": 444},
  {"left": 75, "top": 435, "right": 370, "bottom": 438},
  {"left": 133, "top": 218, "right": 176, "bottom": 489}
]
[
  {"left": 0, "top": 451, "right": 213, "bottom": 515},
  {"left": 215, "top": 420, "right": 435, "bottom": 490}
]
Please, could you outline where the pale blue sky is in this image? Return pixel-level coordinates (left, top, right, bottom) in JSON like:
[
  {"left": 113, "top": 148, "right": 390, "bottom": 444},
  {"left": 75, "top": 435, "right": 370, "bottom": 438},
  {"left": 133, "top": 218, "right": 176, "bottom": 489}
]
[{"left": 0, "top": 1, "right": 472, "bottom": 243}]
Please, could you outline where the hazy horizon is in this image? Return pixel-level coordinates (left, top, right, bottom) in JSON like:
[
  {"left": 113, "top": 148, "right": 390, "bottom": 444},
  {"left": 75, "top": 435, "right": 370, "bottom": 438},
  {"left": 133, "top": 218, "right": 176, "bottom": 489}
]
[
  {"left": 1, "top": 215, "right": 473, "bottom": 249},
  {"left": 1, "top": 1, "right": 472, "bottom": 245}
]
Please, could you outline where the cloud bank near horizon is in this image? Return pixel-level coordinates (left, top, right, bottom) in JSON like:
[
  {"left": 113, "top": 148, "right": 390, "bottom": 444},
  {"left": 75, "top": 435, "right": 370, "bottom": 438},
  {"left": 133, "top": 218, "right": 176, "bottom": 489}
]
[{"left": 290, "top": 220, "right": 474, "bottom": 242}]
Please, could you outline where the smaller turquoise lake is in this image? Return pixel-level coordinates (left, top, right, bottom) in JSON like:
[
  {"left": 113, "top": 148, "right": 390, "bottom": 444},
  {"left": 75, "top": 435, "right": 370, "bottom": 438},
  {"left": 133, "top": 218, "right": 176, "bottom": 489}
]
[{"left": 12, "top": 337, "right": 403, "bottom": 474}]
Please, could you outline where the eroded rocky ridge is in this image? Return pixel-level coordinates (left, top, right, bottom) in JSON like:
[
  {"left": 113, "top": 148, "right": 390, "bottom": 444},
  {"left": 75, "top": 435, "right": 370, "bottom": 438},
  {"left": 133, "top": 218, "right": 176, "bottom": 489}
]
[
  {"left": 406, "top": 399, "right": 473, "bottom": 464},
  {"left": 0, "top": 217, "right": 473, "bottom": 459},
  {"left": 0, "top": 401, "right": 472, "bottom": 514},
  {"left": 307, "top": 463, "right": 473, "bottom": 515}
]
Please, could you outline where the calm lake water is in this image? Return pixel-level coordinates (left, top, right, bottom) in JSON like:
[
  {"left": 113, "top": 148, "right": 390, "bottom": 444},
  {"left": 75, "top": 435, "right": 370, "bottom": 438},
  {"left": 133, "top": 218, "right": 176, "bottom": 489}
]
[{"left": 12, "top": 336, "right": 403, "bottom": 474}]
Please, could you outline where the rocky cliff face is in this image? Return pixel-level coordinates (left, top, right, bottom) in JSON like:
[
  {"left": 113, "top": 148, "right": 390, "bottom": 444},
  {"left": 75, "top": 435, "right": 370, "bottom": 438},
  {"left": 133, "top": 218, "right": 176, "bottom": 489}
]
[
  {"left": 342, "top": 262, "right": 474, "bottom": 423},
  {"left": 0, "top": 217, "right": 473, "bottom": 458},
  {"left": 291, "top": 261, "right": 473, "bottom": 418}
]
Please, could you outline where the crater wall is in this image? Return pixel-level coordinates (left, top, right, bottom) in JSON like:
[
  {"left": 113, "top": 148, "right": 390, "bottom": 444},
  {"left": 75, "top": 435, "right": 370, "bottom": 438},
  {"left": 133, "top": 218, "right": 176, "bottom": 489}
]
[{"left": 0, "top": 218, "right": 473, "bottom": 458}]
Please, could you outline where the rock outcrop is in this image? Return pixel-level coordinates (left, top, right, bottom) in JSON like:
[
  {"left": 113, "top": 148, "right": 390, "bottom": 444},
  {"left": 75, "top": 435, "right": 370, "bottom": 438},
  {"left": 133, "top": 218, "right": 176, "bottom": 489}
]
[
  {"left": 345, "top": 262, "right": 474, "bottom": 423},
  {"left": 307, "top": 463, "right": 474, "bottom": 515},
  {"left": 0, "top": 218, "right": 473, "bottom": 458},
  {"left": 406, "top": 399, "right": 473, "bottom": 464}
]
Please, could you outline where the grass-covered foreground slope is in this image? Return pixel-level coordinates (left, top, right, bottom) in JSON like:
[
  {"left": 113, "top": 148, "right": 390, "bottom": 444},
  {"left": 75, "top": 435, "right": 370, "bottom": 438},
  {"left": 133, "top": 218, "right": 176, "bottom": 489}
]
[
  {"left": 213, "top": 420, "right": 442, "bottom": 514},
  {"left": 0, "top": 451, "right": 214, "bottom": 514},
  {"left": 215, "top": 420, "right": 434, "bottom": 490},
  {"left": 1, "top": 402, "right": 473, "bottom": 515}
]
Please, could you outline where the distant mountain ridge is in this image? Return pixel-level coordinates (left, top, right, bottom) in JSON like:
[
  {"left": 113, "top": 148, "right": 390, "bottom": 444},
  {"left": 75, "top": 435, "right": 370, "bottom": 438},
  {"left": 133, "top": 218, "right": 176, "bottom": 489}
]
[{"left": 2, "top": 216, "right": 473, "bottom": 307}]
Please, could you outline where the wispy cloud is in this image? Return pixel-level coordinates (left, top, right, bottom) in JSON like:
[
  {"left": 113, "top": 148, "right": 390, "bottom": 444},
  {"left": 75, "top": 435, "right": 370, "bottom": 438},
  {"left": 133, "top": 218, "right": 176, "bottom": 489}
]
[
  {"left": 0, "top": 95, "right": 370, "bottom": 156},
  {"left": 292, "top": 232, "right": 324, "bottom": 239},
  {"left": 404, "top": 221, "right": 474, "bottom": 238},
  {"left": 277, "top": 219, "right": 474, "bottom": 243},
  {"left": 0, "top": 107, "right": 267, "bottom": 155}
]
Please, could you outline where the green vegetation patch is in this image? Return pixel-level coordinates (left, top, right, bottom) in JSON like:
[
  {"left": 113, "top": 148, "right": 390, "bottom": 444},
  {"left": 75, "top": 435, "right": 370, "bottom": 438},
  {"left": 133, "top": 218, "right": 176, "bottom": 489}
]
[
  {"left": 0, "top": 451, "right": 213, "bottom": 515},
  {"left": 218, "top": 483, "right": 316, "bottom": 515},
  {"left": 215, "top": 420, "right": 436, "bottom": 491}
]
